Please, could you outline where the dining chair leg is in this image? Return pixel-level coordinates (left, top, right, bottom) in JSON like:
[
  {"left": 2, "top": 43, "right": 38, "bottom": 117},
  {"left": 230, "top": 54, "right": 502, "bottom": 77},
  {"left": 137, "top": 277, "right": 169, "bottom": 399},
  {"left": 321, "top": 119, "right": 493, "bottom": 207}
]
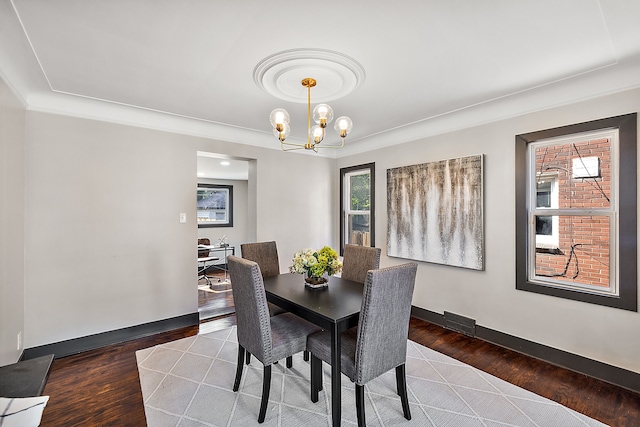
[
  {"left": 233, "top": 345, "right": 245, "bottom": 392},
  {"left": 310, "top": 354, "right": 321, "bottom": 403},
  {"left": 248, "top": 352, "right": 277, "bottom": 365},
  {"left": 395, "top": 364, "right": 411, "bottom": 420},
  {"left": 258, "top": 364, "right": 272, "bottom": 423},
  {"left": 286, "top": 356, "right": 293, "bottom": 368},
  {"left": 355, "top": 384, "right": 366, "bottom": 427}
]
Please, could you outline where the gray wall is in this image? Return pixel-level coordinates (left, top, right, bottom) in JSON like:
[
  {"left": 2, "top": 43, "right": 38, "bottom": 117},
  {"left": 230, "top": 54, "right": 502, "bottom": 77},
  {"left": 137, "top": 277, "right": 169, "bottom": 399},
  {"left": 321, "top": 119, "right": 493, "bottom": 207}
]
[
  {"left": 337, "top": 87, "right": 640, "bottom": 375},
  {"left": 20, "top": 111, "right": 335, "bottom": 350},
  {"left": 0, "top": 76, "right": 26, "bottom": 365}
]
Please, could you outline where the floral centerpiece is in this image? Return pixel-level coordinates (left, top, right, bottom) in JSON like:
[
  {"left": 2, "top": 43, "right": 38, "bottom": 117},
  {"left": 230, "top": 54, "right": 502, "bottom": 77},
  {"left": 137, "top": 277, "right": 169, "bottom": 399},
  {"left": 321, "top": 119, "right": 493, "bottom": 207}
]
[{"left": 289, "top": 246, "right": 343, "bottom": 287}]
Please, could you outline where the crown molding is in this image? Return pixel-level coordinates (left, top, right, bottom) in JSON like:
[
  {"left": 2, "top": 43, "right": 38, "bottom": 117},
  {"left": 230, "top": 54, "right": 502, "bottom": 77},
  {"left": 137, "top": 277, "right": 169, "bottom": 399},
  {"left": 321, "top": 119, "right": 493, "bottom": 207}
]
[{"left": 15, "top": 55, "right": 640, "bottom": 161}]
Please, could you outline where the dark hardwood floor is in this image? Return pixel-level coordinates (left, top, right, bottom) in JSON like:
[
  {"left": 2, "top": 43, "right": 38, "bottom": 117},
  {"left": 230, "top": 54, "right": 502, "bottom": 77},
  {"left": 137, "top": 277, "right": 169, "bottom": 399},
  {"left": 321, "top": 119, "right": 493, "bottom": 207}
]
[
  {"left": 198, "top": 274, "right": 234, "bottom": 320},
  {"left": 38, "top": 279, "right": 640, "bottom": 426}
]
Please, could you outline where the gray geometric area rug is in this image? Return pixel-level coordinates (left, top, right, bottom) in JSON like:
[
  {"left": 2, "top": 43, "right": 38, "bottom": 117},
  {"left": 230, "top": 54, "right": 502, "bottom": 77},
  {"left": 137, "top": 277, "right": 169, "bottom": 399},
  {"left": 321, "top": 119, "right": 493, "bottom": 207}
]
[{"left": 136, "top": 326, "right": 606, "bottom": 427}]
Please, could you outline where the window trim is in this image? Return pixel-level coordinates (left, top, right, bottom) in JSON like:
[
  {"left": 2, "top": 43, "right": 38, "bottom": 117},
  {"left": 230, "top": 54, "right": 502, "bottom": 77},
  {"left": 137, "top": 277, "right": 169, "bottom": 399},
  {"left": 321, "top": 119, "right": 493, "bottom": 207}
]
[
  {"left": 197, "top": 183, "right": 234, "bottom": 228},
  {"left": 339, "top": 162, "right": 375, "bottom": 255},
  {"left": 515, "top": 113, "right": 637, "bottom": 311}
]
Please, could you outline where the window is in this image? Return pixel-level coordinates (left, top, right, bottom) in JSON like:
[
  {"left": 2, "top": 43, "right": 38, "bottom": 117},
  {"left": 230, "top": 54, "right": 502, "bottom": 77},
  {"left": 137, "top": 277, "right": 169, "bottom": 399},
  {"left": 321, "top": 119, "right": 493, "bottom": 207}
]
[
  {"left": 197, "top": 184, "right": 233, "bottom": 228},
  {"left": 340, "top": 163, "right": 375, "bottom": 255},
  {"left": 535, "top": 174, "right": 559, "bottom": 249},
  {"left": 515, "top": 113, "right": 637, "bottom": 311}
]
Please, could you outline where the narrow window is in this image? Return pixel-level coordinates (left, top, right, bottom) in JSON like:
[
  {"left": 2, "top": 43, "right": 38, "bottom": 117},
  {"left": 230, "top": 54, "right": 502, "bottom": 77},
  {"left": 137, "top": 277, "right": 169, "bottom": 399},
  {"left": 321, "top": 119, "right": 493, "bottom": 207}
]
[
  {"left": 515, "top": 113, "right": 637, "bottom": 310},
  {"left": 340, "top": 163, "right": 375, "bottom": 255}
]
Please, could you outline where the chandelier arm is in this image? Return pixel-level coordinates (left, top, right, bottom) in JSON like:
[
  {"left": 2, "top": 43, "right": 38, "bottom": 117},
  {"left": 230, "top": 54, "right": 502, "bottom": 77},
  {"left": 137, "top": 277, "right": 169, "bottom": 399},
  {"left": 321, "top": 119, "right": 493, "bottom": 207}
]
[
  {"left": 281, "top": 141, "right": 307, "bottom": 148},
  {"left": 311, "top": 138, "right": 345, "bottom": 149},
  {"left": 280, "top": 140, "right": 308, "bottom": 151}
]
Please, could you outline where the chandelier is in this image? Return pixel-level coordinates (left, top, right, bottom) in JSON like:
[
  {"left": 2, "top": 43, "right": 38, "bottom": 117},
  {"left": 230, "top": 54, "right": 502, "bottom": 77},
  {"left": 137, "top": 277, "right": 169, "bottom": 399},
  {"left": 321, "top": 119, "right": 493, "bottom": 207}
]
[{"left": 269, "top": 78, "right": 353, "bottom": 152}]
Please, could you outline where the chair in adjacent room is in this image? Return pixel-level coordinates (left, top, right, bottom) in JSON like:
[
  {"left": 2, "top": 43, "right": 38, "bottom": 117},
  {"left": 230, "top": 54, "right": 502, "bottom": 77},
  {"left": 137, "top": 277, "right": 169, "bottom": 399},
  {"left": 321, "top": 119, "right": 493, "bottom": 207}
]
[
  {"left": 197, "top": 238, "right": 219, "bottom": 287},
  {"left": 307, "top": 262, "right": 418, "bottom": 427},
  {"left": 341, "top": 244, "right": 382, "bottom": 283},
  {"left": 198, "top": 238, "right": 211, "bottom": 257},
  {"left": 227, "top": 255, "right": 321, "bottom": 423}
]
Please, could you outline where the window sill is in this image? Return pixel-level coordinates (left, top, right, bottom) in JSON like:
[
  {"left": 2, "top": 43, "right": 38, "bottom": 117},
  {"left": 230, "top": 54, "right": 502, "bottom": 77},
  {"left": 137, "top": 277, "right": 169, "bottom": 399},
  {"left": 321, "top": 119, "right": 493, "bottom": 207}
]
[{"left": 535, "top": 244, "right": 563, "bottom": 255}]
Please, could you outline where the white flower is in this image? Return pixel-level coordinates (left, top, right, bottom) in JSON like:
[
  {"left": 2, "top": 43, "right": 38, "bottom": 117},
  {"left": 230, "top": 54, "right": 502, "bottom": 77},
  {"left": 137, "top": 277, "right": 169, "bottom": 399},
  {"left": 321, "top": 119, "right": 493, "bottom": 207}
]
[{"left": 289, "top": 246, "right": 342, "bottom": 278}]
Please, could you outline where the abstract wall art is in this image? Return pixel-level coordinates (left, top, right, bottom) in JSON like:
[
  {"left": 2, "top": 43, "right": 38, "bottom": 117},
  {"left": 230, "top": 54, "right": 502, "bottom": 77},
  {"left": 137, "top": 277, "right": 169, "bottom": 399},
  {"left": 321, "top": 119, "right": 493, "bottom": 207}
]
[{"left": 387, "top": 154, "right": 484, "bottom": 270}]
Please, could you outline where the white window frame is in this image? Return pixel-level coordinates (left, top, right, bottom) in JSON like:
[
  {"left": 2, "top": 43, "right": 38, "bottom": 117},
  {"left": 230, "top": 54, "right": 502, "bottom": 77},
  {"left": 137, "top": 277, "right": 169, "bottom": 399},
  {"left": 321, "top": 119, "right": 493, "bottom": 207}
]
[
  {"left": 340, "top": 163, "right": 375, "bottom": 254},
  {"left": 344, "top": 169, "right": 371, "bottom": 246},
  {"left": 526, "top": 129, "right": 619, "bottom": 296}
]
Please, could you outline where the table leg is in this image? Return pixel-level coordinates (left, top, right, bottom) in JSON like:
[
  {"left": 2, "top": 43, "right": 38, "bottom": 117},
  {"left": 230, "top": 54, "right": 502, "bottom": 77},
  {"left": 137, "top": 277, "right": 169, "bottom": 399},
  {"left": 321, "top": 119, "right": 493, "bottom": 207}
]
[{"left": 331, "top": 323, "right": 341, "bottom": 427}]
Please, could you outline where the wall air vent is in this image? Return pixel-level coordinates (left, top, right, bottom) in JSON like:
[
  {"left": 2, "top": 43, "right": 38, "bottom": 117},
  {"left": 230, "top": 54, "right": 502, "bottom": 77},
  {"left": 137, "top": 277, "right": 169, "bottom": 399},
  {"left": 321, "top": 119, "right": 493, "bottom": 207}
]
[{"left": 444, "top": 311, "right": 476, "bottom": 337}]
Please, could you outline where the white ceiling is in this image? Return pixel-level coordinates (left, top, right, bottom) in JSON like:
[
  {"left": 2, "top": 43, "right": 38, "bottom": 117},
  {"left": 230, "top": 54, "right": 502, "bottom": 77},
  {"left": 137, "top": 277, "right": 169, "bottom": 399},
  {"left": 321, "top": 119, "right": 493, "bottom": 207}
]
[
  {"left": 2, "top": 0, "right": 640, "bottom": 160},
  {"left": 197, "top": 152, "right": 248, "bottom": 181}
]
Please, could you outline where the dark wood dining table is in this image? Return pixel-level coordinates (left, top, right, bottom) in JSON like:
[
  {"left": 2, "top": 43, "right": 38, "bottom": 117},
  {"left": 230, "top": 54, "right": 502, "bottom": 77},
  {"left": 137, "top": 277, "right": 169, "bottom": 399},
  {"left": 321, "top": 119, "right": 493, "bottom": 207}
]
[{"left": 262, "top": 273, "right": 364, "bottom": 427}]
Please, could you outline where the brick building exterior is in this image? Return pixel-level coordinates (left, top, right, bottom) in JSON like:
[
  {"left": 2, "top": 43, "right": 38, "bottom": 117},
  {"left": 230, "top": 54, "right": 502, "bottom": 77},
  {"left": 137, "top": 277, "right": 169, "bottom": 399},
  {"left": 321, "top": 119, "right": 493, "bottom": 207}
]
[{"left": 534, "top": 137, "right": 611, "bottom": 288}]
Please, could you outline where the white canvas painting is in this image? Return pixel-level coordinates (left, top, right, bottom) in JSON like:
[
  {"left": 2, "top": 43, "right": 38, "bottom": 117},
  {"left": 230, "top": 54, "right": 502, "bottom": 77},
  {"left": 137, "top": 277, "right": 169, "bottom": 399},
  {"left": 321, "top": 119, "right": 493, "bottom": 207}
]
[{"left": 387, "top": 155, "right": 484, "bottom": 270}]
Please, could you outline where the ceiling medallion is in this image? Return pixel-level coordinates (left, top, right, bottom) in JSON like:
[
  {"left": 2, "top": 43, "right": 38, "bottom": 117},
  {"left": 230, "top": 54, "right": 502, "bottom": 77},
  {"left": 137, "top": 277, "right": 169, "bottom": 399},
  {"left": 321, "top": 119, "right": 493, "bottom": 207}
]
[
  {"left": 253, "top": 49, "right": 365, "bottom": 103},
  {"left": 254, "top": 49, "right": 365, "bottom": 151}
]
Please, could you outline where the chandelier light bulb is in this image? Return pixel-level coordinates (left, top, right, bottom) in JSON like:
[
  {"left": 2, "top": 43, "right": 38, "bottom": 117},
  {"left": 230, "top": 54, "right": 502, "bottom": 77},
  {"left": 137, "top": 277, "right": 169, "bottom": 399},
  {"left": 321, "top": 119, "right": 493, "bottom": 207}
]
[
  {"left": 334, "top": 116, "right": 353, "bottom": 138},
  {"left": 269, "top": 108, "right": 290, "bottom": 132},
  {"left": 312, "top": 104, "right": 334, "bottom": 128},
  {"left": 273, "top": 121, "right": 290, "bottom": 142},
  {"left": 311, "top": 125, "right": 324, "bottom": 143}
]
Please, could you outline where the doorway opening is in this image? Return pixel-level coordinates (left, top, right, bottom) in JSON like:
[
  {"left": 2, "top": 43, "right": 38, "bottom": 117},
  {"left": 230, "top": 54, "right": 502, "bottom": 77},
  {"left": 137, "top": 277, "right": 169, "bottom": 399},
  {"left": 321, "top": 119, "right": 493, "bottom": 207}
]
[{"left": 196, "top": 152, "right": 254, "bottom": 321}]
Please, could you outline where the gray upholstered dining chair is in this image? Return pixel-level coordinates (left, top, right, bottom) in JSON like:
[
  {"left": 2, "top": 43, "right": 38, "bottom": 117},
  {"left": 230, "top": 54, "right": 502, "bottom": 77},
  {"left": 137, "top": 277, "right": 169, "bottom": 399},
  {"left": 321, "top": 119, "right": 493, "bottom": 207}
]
[
  {"left": 240, "top": 241, "right": 291, "bottom": 364},
  {"left": 240, "top": 241, "right": 281, "bottom": 277},
  {"left": 341, "top": 244, "right": 382, "bottom": 283},
  {"left": 228, "top": 255, "right": 321, "bottom": 423},
  {"left": 307, "top": 262, "right": 418, "bottom": 427},
  {"left": 240, "top": 241, "right": 287, "bottom": 316}
]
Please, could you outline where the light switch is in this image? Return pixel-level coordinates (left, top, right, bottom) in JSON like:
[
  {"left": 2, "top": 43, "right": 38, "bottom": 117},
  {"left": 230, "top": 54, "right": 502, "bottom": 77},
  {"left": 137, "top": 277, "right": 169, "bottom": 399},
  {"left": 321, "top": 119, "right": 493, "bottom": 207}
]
[{"left": 180, "top": 213, "right": 187, "bottom": 223}]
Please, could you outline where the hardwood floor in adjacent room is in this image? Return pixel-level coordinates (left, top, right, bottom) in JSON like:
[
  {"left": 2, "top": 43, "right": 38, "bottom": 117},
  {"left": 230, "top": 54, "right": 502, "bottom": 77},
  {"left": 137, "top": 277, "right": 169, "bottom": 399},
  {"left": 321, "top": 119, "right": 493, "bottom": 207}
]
[
  {"left": 39, "top": 314, "right": 640, "bottom": 426},
  {"left": 198, "top": 273, "right": 234, "bottom": 320}
]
